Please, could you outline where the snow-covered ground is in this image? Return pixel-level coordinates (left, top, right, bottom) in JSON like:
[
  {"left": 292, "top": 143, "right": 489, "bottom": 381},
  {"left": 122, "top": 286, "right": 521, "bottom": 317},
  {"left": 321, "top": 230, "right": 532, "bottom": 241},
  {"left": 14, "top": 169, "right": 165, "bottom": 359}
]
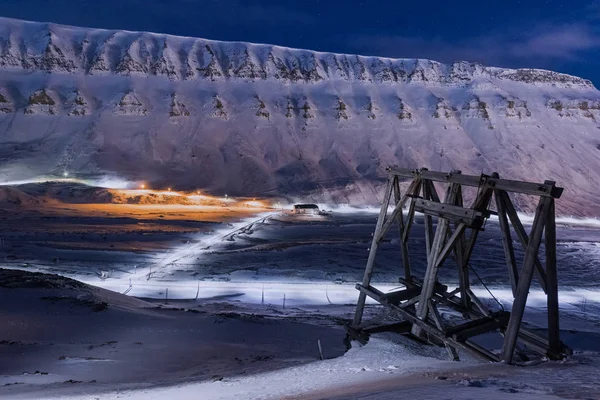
[{"left": 1, "top": 200, "right": 600, "bottom": 399}]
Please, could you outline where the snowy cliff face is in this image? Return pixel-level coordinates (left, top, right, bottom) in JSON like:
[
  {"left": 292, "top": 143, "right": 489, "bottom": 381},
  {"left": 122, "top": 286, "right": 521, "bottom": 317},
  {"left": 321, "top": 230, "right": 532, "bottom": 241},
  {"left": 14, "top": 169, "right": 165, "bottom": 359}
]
[{"left": 0, "top": 17, "right": 600, "bottom": 215}]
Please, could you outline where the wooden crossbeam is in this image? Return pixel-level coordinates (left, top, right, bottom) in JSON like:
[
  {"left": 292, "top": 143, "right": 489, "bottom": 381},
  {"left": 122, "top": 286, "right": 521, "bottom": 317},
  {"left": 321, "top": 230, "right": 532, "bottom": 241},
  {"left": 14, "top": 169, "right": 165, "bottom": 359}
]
[
  {"left": 356, "top": 283, "right": 447, "bottom": 306},
  {"left": 518, "top": 327, "right": 572, "bottom": 358},
  {"left": 387, "top": 167, "right": 563, "bottom": 198},
  {"left": 463, "top": 339, "right": 500, "bottom": 362},
  {"left": 413, "top": 198, "right": 489, "bottom": 228},
  {"left": 444, "top": 311, "right": 510, "bottom": 342},
  {"left": 384, "top": 287, "right": 422, "bottom": 304}
]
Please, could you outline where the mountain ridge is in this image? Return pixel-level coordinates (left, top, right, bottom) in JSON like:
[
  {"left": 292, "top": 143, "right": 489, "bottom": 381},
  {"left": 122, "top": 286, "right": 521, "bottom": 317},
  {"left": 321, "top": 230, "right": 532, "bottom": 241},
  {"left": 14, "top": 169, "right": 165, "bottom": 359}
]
[
  {"left": 0, "top": 16, "right": 594, "bottom": 88},
  {"left": 0, "top": 17, "right": 600, "bottom": 215}
]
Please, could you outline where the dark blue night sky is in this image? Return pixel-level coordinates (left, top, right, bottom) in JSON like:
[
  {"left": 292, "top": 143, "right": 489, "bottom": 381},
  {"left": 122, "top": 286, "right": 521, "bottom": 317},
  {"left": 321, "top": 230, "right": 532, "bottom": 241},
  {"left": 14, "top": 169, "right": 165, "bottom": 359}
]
[{"left": 2, "top": 0, "right": 599, "bottom": 84}]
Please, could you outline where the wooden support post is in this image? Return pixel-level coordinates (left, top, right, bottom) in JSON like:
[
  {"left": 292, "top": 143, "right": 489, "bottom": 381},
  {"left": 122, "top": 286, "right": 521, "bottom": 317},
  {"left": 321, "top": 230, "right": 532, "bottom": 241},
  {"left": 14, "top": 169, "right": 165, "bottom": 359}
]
[
  {"left": 393, "top": 177, "right": 412, "bottom": 281},
  {"left": 545, "top": 197, "right": 561, "bottom": 356},
  {"left": 501, "top": 191, "right": 548, "bottom": 293},
  {"left": 502, "top": 196, "right": 551, "bottom": 363},
  {"left": 353, "top": 178, "right": 394, "bottom": 326},
  {"left": 402, "top": 184, "right": 419, "bottom": 244},
  {"left": 455, "top": 241, "right": 469, "bottom": 310},
  {"left": 427, "top": 179, "right": 441, "bottom": 203},
  {"left": 461, "top": 187, "right": 493, "bottom": 264},
  {"left": 423, "top": 180, "right": 434, "bottom": 265},
  {"left": 413, "top": 174, "right": 461, "bottom": 336},
  {"left": 456, "top": 187, "right": 493, "bottom": 311},
  {"left": 495, "top": 189, "right": 519, "bottom": 297},
  {"left": 453, "top": 186, "right": 469, "bottom": 309}
]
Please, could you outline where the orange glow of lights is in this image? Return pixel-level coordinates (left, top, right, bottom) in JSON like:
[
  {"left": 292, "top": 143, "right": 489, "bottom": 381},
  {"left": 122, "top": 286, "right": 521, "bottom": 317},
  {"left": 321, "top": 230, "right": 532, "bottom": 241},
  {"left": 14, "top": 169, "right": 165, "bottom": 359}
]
[{"left": 245, "top": 200, "right": 265, "bottom": 208}]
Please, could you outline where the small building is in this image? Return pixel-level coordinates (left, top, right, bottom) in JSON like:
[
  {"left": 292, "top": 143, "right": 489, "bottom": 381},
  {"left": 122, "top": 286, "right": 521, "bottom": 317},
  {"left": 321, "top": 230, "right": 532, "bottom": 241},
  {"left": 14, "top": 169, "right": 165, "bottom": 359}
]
[{"left": 293, "top": 203, "right": 320, "bottom": 215}]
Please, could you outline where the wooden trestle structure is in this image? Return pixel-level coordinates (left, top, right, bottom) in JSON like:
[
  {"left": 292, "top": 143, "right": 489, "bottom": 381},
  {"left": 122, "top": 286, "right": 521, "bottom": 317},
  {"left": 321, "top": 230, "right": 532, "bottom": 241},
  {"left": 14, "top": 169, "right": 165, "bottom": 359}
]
[{"left": 349, "top": 167, "right": 572, "bottom": 364}]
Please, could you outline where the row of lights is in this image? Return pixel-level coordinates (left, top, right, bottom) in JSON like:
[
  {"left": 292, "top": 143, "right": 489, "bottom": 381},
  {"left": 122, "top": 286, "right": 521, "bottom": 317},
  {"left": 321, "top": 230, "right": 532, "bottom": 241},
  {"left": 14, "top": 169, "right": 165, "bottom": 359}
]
[
  {"left": 58, "top": 175, "right": 233, "bottom": 202},
  {"left": 139, "top": 183, "right": 172, "bottom": 191},
  {"left": 138, "top": 183, "right": 227, "bottom": 198}
]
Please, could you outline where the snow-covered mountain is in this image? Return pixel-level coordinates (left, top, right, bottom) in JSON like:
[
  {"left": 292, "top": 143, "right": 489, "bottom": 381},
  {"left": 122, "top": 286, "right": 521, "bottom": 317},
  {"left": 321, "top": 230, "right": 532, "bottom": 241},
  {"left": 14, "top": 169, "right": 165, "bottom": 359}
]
[{"left": 0, "top": 17, "right": 599, "bottom": 215}]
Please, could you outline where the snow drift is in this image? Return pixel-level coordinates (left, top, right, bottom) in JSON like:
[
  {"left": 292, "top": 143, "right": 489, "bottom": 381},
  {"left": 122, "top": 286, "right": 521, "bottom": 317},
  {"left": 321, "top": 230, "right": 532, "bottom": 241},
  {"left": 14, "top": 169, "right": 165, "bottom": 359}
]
[{"left": 0, "top": 17, "right": 599, "bottom": 214}]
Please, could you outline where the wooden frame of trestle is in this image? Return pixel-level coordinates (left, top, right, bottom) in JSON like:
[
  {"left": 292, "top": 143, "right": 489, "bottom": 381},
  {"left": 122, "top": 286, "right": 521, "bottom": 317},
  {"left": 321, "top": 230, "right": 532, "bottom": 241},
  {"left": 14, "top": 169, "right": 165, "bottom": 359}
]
[{"left": 350, "top": 166, "right": 571, "bottom": 364}]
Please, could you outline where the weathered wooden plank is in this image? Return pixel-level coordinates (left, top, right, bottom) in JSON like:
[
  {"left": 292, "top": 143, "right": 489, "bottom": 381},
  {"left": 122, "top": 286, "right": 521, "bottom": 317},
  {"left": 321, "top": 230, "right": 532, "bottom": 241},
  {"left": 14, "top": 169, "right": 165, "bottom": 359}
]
[
  {"left": 423, "top": 181, "right": 435, "bottom": 265},
  {"left": 446, "top": 312, "right": 510, "bottom": 342},
  {"left": 427, "top": 179, "right": 441, "bottom": 203},
  {"left": 545, "top": 197, "right": 561, "bottom": 357},
  {"left": 501, "top": 191, "right": 548, "bottom": 293},
  {"left": 452, "top": 185, "right": 470, "bottom": 310},
  {"left": 502, "top": 196, "right": 551, "bottom": 364},
  {"left": 386, "top": 166, "right": 563, "bottom": 198},
  {"left": 463, "top": 339, "right": 501, "bottom": 362},
  {"left": 402, "top": 191, "right": 419, "bottom": 244},
  {"left": 413, "top": 198, "right": 489, "bottom": 228},
  {"left": 353, "top": 178, "right": 394, "bottom": 326},
  {"left": 356, "top": 283, "right": 386, "bottom": 298},
  {"left": 495, "top": 190, "right": 519, "bottom": 297},
  {"left": 452, "top": 187, "right": 494, "bottom": 313},
  {"left": 384, "top": 287, "right": 422, "bottom": 304},
  {"left": 428, "top": 299, "right": 459, "bottom": 360},
  {"left": 356, "top": 283, "right": 423, "bottom": 309},
  {"left": 398, "top": 296, "right": 421, "bottom": 309},
  {"left": 393, "top": 176, "right": 412, "bottom": 281},
  {"left": 467, "top": 289, "right": 491, "bottom": 317},
  {"left": 518, "top": 327, "right": 571, "bottom": 357}
]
